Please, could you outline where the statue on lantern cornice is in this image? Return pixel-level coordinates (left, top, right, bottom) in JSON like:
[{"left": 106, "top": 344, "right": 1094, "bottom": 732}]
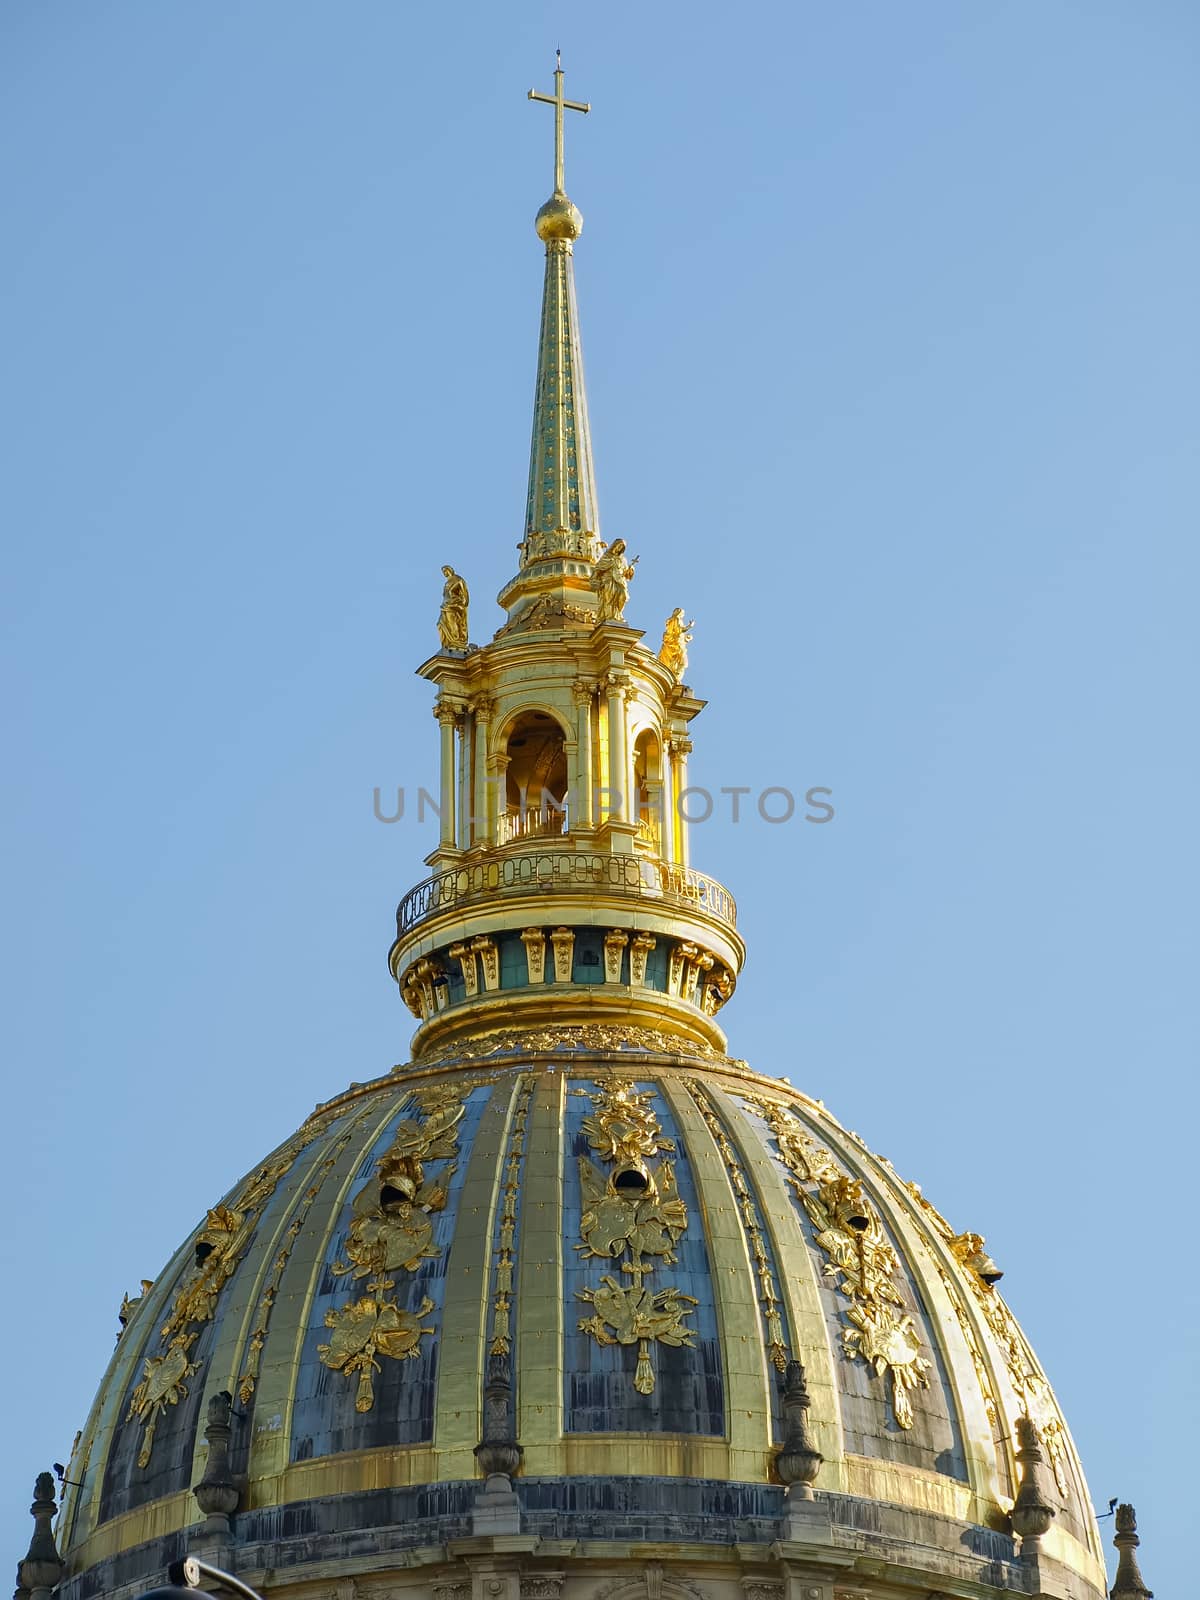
[
  {"left": 593, "top": 539, "right": 637, "bottom": 622},
  {"left": 658, "top": 608, "right": 694, "bottom": 679},
  {"left": 437, "top": 566, "right": 470, "bottom": 652}
]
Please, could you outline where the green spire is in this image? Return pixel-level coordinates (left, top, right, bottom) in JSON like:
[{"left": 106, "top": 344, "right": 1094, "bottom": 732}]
[{"left": 521, "top": 57, "right": 600, "bottom": 566}]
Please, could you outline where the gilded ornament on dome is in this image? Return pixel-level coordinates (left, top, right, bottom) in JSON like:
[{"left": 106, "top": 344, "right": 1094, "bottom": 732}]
[
  {"left": 687, "top": 1083, "right": 789, "bottom": 1371},
  {"left": 126, "top": 1117, "right": 330, "bottom": 1467},
  {"left": 333, "top": 1088, "right": 464, "bottom": 1279},
  {"left": 901, "top": 1176, "right": 1070, "bottom": 1496},
  {"left": 578, "top": 1077, "right": 676, "bottom": 1166},
  {"left": 128, "top": 1332, "right": 200, "bottom": 1468},
  {"left": 576, "top": 1277, "right": 699, "bottom": 1395},
  {"left": 317, "top": 1277, "right": 436, "bottom": 1412},
  {"left": 319, "top": 1085, "right": 467, "bottom": 1409},
  {"left": 741, "top": 1096, "right": 931, "bottom": 1431},
  {"left": 572, "top": 1079, "right": 697, "bottom": 1394},
  {"left": 577, "top": 1152, "right": 687, "bottom": 1263},
  {"left": 416, "top": 1022, "right": 724, "bottom": 1064},
  {"left": 488, "top": 1074, "right": 535, "bottom": 1357}
]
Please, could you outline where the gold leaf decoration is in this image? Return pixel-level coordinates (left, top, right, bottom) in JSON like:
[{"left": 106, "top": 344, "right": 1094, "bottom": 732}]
[
  {"left": 333, "top": 1085, "right": 465, "bottom": 1280},
  {"left": 905, "top": 1179, "right": 1070, "bottom": 1497},
  {"left": 128, "top": 1333, "right": 200, "bottom": 1468},
  {"left": 573, "top": 1079, "right": 697, "bottom": 1393},
  {"left": 318, "top": 1083, "right": 468, "bottom": 1408},
  {"left": 686, "top": 1082, "right": 789, "bottom": 1371},
  {"left": 742, "top": 1096, "right": 931, "bottom": 1430},
  {"left": 317, "top": 1278, "right": 435, "bottom": 1412},
  {"left": 126, "top": 1115, "right": 334, "bottom": 1467},
  {"left": 489, "top": 1074, "right": 535, "bottom": 1357}
]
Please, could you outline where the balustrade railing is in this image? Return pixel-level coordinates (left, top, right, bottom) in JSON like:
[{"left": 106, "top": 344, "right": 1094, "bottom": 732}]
[{"left": 395, "top": 850, "right": 737, "bottom": 937}]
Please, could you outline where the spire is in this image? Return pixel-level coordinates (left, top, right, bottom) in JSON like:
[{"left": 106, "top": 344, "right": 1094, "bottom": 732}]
[
  {"left": 1110, "top": 1504, "right": 1154, "bottom": 1600},
  {"left": 519, "top": 56, "right": 601, "bottom": 572}
]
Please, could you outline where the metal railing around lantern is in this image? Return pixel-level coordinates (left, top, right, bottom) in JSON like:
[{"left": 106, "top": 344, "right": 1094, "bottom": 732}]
[{"left": 394, "top": 851, "right": 737, "bottom": 938}]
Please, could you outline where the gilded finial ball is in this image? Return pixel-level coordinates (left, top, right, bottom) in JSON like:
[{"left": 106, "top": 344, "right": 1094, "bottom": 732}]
[{"left": 535, "top": 191, "right": 583, "bottom": 241}]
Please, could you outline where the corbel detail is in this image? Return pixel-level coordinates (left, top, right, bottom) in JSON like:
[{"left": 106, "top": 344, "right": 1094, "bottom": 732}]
[
  {"left": 449, "top": 942, "right": 480, "bottom": 998},
  {"left": 629, "top": 932, "right": 656, "bottom": 986},
  {"left": 471, "top": 935, "right": 500, "bottom": 992},
  {"left": 603, "top": 929, "right": 629, "bottom": 983},
  {"left": 521, "top": 927, "right": 547, "bottom": 984},
  {"left": 550, "top": 927, "right": 576, "bottom": 983}
]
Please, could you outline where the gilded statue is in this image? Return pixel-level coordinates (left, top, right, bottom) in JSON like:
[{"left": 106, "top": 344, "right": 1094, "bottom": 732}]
[
  {"left": 437, "top": 565, "right": 470, "bottom": 652},
  {"left": 658, "top": 608, "right": 694, "bottom": 679},
  {"left": 592, "top": 539, "right": 636, "bottom": 622}
]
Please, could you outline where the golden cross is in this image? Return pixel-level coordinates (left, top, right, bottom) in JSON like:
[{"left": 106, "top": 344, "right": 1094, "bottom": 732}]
[{"left": 527, "top": 49, "right": 590, "bottom": 195}]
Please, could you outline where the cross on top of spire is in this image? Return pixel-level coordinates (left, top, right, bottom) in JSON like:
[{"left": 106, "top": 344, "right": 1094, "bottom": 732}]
[{"left": 528, "top": 50, "right": 590, "bottom": 196}]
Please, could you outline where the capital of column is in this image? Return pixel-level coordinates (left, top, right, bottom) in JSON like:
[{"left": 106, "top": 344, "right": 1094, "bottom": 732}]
[
  {"left": 571, "top": 678, "right": 597, "bottom": 707},
  {"left": 434, "top": 698, "right": 462, "bottom": 727}
]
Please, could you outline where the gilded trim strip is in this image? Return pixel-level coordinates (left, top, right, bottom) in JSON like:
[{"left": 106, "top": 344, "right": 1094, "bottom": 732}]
[
  {"left": 659, "top": 1076, "right": 771, "bottom": 1482},
  {"left": 432, "top": 1075, "right": 517, "bottom": 1472},
  {"left": 707, "top": 1082, "right": 845, "bottom": 1483},
  {"left": 515, "top": 1067, "right": 566, "bottom": 1470},
  {"left": 250, "top": 1094, "right": 411, "bottom": 1489},
  {"left": 684, "top": 1080, "right": 789, "bottom": 1372}
]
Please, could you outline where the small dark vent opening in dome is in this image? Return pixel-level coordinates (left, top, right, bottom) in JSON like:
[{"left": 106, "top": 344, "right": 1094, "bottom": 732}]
[
  {"left": 612, "top": 1164, "right": 650, "bottom": 1194},
  {"left": 194, "top": 1241, "right": 214, "bottom": 1266},
  {"left": 379, "top": 1184, "right": 408, "bottom": 1208}
]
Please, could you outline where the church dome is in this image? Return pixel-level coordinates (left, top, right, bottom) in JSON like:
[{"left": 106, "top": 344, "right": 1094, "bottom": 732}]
[
  {"left": 43, "top": 59, "right": 1114, "bottom": 1600},
  {"left": 55, "top": 1045, "right": 1106, "bottom": 1600}
]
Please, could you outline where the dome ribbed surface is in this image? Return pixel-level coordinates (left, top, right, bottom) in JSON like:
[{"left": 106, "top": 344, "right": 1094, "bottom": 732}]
[{"left": 56, "top": 1048, "right": 1104, "bottom": 1598}]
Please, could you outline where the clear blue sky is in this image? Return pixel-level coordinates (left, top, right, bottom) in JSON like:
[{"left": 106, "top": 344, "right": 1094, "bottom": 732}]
[{"left": 2, "top": 3, "right": 1196, "bottom": 1591}]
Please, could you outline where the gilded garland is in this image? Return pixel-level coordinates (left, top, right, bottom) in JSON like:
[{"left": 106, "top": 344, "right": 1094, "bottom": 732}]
[
  {"left": 573, "top": 1079, "right": 698, "bottom": 1394},
  {"left": 317, "top": 1083, "right": 465, "bottom": 1411},
  {"left": 489, "top": 1074, "right": 536, "bottom": 1357},
  {"left": 741, "top": 1096, "right": 931, "bottom": 1429},
  {"left": 686, "top": 1083, "right": 788, "bottom": 1371}
]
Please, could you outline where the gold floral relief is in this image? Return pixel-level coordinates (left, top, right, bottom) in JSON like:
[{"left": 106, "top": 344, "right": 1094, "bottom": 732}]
[
  {"left": 317, "top": 1082, "right": 471, "bottom": 1409},
  {"left": 741, "top": 1096, "right": 931, "bottom": 1430},
  {"left": 416, "top": 1024, "right": 724, "bottom": 1065},
  {"left": 318, "top": 1278, "right": 436, "bottom": 1412},
  {"left": 237, "top": 1127, "right": 358, "bottom": 1405},
  {"left": 489, "top": 1074, "right": 536, "bottom": 1357},
  {"left": 334, "top": 1086, "right": 464, "bottom": 1279},
  {"left": 573, "top": 1079, "right": 697, "bottom": 1394}
]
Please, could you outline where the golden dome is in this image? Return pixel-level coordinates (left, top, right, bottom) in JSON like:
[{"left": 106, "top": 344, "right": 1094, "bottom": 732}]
[
  {"left": 55, "top": 1045, "right": 1106, "bottom": 1599},
  {"left": 535, "top": 190, "right": 583, "bottom": 242}
]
